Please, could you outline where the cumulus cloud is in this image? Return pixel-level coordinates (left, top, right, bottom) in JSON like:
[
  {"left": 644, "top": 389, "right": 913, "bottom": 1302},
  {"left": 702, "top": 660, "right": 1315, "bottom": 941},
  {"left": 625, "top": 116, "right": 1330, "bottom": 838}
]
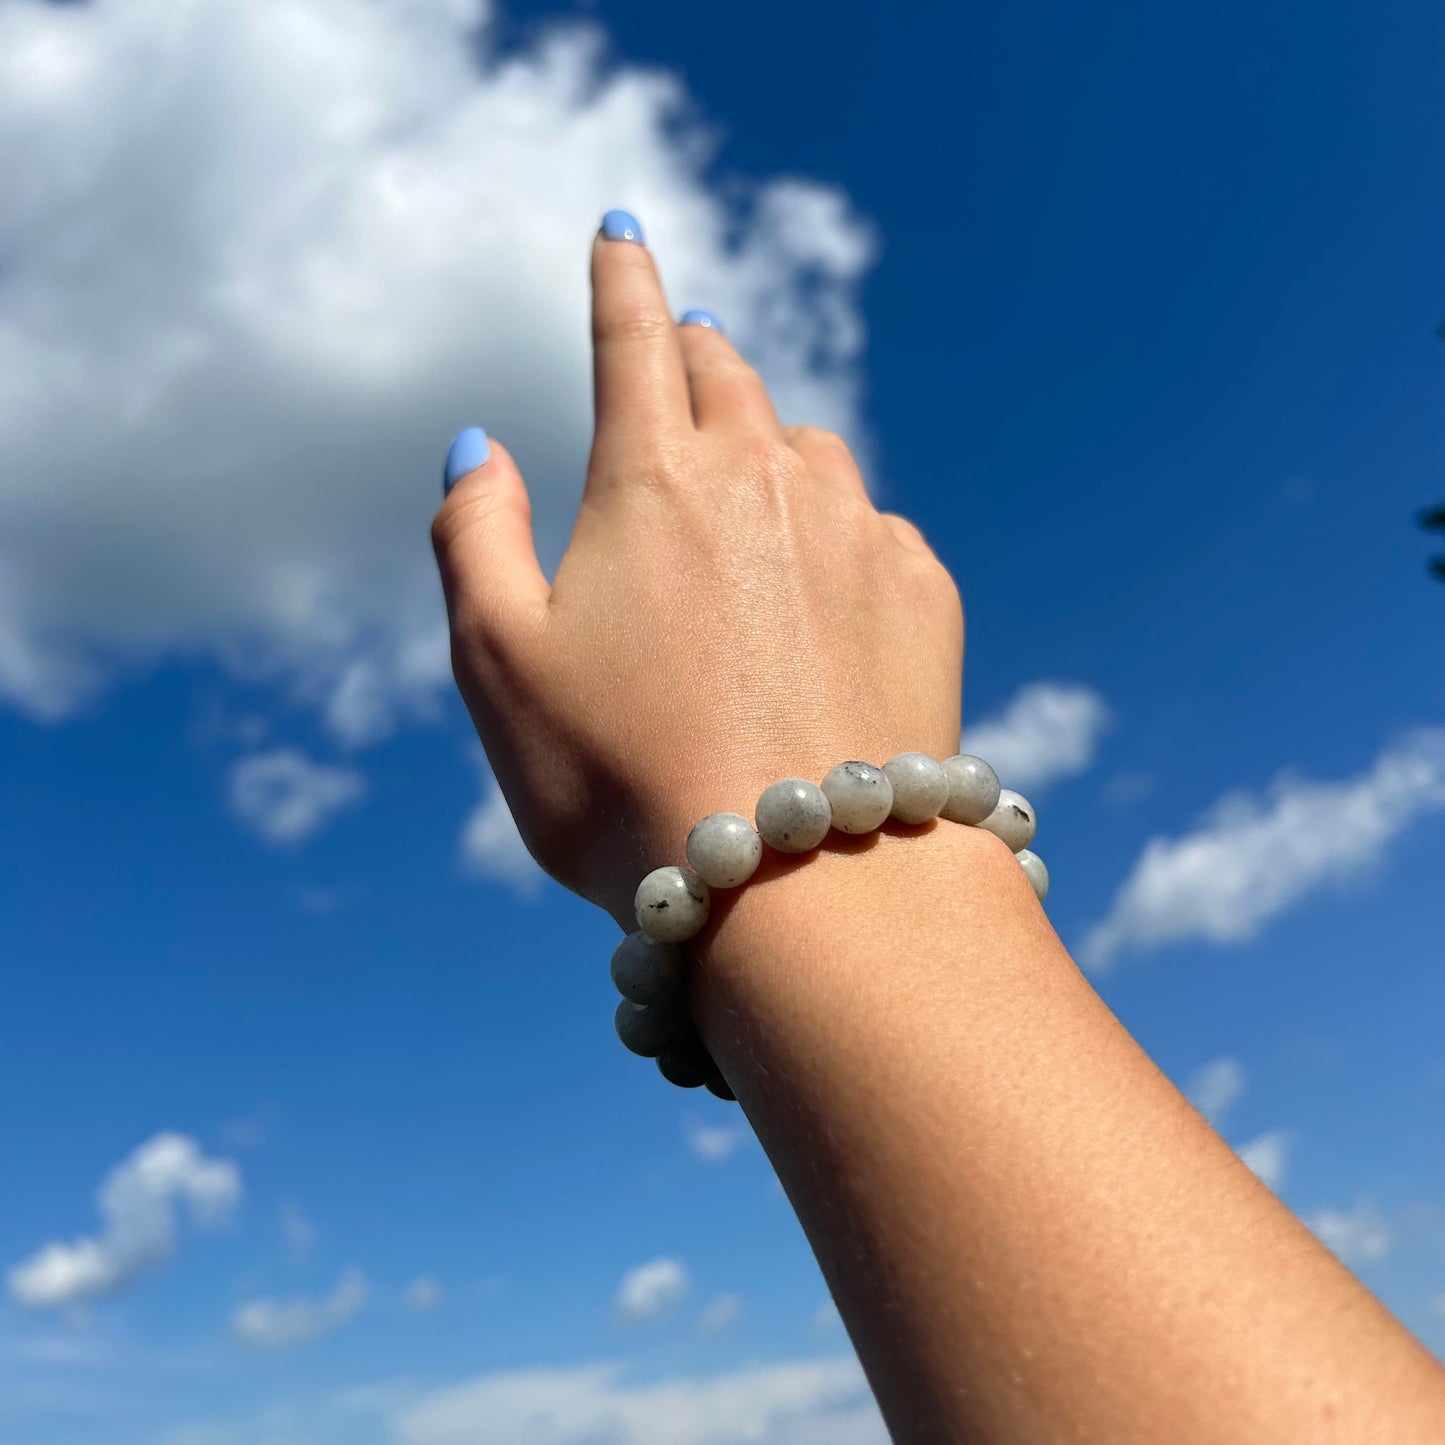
[
  {"left": 1185, "top": 1056, "right": 1245, "bottom": 1128},
  {"left": 1236, "top": 1130, "right": 1290, "bottom": 1193},
  {"left": 615, "top": 1258, "right": 688, "bottom": 1323},
  {"left": 1309, "top": 1202, "right": 1391, "bottom": 1265},
  {"left": 684, "top": 1118, "right": 749, "bottom": 1163},
  {"left": 1082, "top": 728, "right": 1445, "bottom": 970},
  {"left": 404, "top": 1277, "right": 444, "bottom": 1313},
  {"left": 458, "top": 774, "right": 543, "bottom": 895},
  {"left": 228, "top": 747, "right": 365, "bottom": 844},
  {"left": 697, "top": 1294, "right": 741, "bottom": 1333},
  {"left": 393, "top": 1357, "right": 882, "bottom": 1445},
  {"left": 8, "top": 1133, "right": 240, "bottom": 1308},
  {"left": 232, "top": 1268, "right": 368, "bottom": 1348},
  {"left": 960, "top": 682, "right": 1111, "bottom": 793},
  {"left": 0, "top": 0, "right": 872, "bottom": 741}
]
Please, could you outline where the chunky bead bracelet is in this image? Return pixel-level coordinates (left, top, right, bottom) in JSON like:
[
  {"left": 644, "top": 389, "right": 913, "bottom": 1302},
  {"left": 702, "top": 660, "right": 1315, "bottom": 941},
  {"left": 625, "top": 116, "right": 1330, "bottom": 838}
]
[{"left": 609, "top": 753, "right": 1047, "bottom": 1103}]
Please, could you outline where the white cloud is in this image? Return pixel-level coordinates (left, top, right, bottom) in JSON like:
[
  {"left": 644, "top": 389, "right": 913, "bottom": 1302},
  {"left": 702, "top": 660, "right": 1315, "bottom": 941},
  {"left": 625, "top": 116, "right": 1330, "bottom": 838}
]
[
  {"left": 1082, "top": 728, "right": 1445, "bottom": 969},
  {"left": 1309, "top": 1203, "right": 1391, "bottom": 1265},
  {"left": 232, "top": 1267, "right": 368, "bottom": 1348},
  {"left": 1236, "top": 1130, "right": 1290, "bottom": 1192},
  {"left": 1185, "top": 1056, "right": 1245, "bottom": 1127},
  {"left": 684, "top": 1118, "right": 749, "bottom": 1163},
  {"left": 228, "top": 747, "right": 365, "bottom": 844},
  {"left": 393, "top": 1357, "right": 883, "bottom": 1445},
  {"left": 615, "top": 1258, "right": 688, "bottom": 1323},
  {"left": 960, "top": 682, "right": 1111, "bottom": 793},
  {"left": 458, "top": 775, "right": 543, "bottom": 895},
  {"left": 0, "top": 0, "right": 872, "bottom": 741},
  {"left": 8, "top": 1133, "right": 240, "bottom": 1308},
  {"left": 812, "top": 1299, "right": 842, "bottom": 1331},
  {"left": 404, "top": 1277, "right": 444, "bottom": 1313},
  {"left": 697, "top": 1294, "right": 741, "bottom": 1332}
]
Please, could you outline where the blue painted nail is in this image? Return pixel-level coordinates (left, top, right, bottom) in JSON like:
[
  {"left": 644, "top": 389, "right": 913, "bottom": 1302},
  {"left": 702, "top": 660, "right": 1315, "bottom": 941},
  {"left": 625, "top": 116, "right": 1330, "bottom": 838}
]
[
  {"left": 679, "top": 309, "right": 723, "bottom": 333},
  {"left": 600, "top": 209, "right": 645, "bottom": 244},
  {"left": 443, "top": 426, "right": 490, "bottom": 495}
]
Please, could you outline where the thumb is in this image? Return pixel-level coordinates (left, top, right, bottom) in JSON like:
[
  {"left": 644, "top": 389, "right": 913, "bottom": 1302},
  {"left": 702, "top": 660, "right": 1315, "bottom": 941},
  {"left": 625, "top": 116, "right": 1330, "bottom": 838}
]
[{"left": 431, "top": 427, "right": 550, "bottom": 649}]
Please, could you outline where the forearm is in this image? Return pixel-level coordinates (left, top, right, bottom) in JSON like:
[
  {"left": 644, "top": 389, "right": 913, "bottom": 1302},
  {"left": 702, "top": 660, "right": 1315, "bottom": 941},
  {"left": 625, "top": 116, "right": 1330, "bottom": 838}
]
[{"left": 691, "top": 819, "right": 1445, "bottom": 1444}]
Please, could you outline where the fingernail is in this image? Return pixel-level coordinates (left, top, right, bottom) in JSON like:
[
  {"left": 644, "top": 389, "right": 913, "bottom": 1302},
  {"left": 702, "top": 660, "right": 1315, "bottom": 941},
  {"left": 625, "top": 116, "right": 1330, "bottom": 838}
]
[
  {"left": 679, "top": 309, "right": 724, "bottom": 333},
  {"left": 600, "top": 209, "right": 646, "bottom": 244},
  {"left": 443, "top": 426, "right": 490, "bottom": 496}
]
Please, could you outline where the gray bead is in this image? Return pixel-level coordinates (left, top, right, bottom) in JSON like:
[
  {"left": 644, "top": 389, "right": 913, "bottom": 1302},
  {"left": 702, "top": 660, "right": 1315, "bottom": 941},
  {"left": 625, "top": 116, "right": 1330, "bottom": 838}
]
[
  {"left": 615, "top": 997, "right": 686, "bottom": 1057},
  {"left": 1016, "top": 849, "right": 1050, "bottom": 901},
  {"left": 656, "top": 1029, "right": 715, "bottom": 1089},
  {"left": 755, "top": 779, "right": 832, "bottom": 854},
  {"left": 686, "top": 812, "right": 763, "bottom": 888},
  {"left": 978, "top": 788, "right": 1037, "bottom": 853},
  {"left": 705, "top": 1071, "right": 736, "bottom": 1101},
  {"left": 820, "top": 761, "right": 894, "bottom": 834},
  {"left": 883, "top": 752, "right": 949, "bottom": 824},
  {"left": 610, "top": 931, "right": 686, "bottom": 1007},
  {"left": 940, "top": 754, "right": 1001, "bottom": 825},
  {"left": 634, "top": 865, "right": 710, "bottom": 943}
]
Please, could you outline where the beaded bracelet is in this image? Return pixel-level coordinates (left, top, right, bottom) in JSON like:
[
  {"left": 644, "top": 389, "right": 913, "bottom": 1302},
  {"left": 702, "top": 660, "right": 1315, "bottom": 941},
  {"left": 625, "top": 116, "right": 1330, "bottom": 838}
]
[{"left": 609, "top": 753, "right": 1047, "bottom": 1103}]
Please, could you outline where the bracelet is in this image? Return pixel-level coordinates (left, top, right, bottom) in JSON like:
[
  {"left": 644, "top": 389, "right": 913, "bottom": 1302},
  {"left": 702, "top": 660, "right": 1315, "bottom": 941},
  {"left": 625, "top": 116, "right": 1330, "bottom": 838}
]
[{"left": 608, "top": 753, "right": 1046, "bottom": 1102}]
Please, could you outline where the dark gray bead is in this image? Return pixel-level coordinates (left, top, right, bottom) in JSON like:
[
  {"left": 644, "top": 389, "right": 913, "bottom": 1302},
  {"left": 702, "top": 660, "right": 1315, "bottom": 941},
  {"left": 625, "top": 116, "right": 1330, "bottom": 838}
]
[
  {"left": 656, "top": 1030, "right": 715, "bottom": 1088},
  {"left": 614, "top": 997, "right": 685, "bottom": 1058},
  {"left": 609, "top": 931, "right": 686, "bottom": 1007}
]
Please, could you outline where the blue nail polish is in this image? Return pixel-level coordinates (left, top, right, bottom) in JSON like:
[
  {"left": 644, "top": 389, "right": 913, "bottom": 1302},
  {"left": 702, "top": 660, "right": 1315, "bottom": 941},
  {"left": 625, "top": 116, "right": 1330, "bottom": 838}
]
[
  {"left": 679, "top": 309, "right": 723, "bottom": 333},
  {"left": 443, "top": 426, "right": 490, "bottom": 495},
  {"left": 600, "top": 209, "right": 645, "bottom": 244}
]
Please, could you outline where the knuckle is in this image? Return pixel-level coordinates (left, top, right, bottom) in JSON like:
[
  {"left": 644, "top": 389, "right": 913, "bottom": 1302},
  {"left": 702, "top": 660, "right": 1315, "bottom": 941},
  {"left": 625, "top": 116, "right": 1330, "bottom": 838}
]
[{"left": 596, "top": 309, "right": 675, "bottom": 347}]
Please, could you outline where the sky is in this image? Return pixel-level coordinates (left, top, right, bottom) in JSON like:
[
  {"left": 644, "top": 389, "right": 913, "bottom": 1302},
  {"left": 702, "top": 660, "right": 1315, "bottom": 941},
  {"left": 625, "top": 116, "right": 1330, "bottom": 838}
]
[{"left": 1, "top": 0, "right": 1443, "bottom": 1440}]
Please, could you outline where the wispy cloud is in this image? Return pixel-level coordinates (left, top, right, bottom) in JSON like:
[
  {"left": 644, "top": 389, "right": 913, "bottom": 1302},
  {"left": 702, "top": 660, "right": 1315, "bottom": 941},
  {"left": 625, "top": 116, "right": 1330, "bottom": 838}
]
[
  {"left": 404, "top": 1277, "right": 444, "bottom": 1313},
  {"left": 1185, "top": 1057, "right": 1246, "bottom": 1127},
  {"left": 1082, "top": 728, "right": 1445, "bottom": 969},
  {"left": 1236, "top": 1130, "right": 1290, "bottom": 1193},
  {"left": 698, "top": 1294, "right": 742, "bottom": 1332},
  {"left": 615, "top": 1258, "right": 689, "bottom": 1323},
  {"left": 1309, "top": 1202, "right": 1391, "bottom": 1265},
  {"left": 279, "top": 1201, "right": 316, "bottom": 1261},
  {"left": 392, "top": 1356, "right": 882, "bottom": 1445},
  {"left": 684, "top": 1118, "right": 749, "bottom": 1163},
  {"left": 228, "top": 747, "right": 365, "bottom": 845},
  {"left": 961, "top": 682, "right": 1111, "bottom": 793},
  {"left": 458, "top": 775, "right": 544, "bottom": 896},
  {"left": 9, "top": 1134, "right": 240, "bottom": 1308},
  {"left": 232, "top": 1268, "right": 368, "bottom": 1348}
]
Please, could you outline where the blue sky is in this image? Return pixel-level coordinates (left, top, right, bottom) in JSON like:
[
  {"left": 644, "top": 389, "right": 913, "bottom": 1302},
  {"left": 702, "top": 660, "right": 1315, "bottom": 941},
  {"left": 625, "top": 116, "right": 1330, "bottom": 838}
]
[{"left": 1, "top": 0, "right": 1443, "bottom": 1440}]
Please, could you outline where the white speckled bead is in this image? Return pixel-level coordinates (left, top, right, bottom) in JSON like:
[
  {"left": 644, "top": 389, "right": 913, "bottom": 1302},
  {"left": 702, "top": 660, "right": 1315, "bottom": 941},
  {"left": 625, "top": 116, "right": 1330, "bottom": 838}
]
[
  {"left": 820, "top": 761, "right": 894, "bottom": 834},
  {"left": 610, "top": 931, "right": 686, "bottom": 1007},
  {"left": 686, "top": 812, "right": 763, "bottom": 888},
  {"left": 882, "top": 752, "right": 950, "bottom": 824},
  {"left": 634, "top": 865, "right": 710, "bottom": 942},
  {"left": 615, "top": 997, "right": 686, "bottom": 1057},
  {"left": 940, "top": 754, "right": 1001, "bottom": 825},
  {"left": 1016, "top": 849, "right": 1050, "bottom": 901},
  {"left": 656, "top": 1029, "right": 716, "bottom": 1089},
  {"left": 755, "top": 779, "right": 832, "bottom": 853},
  {"left": 978, "top": 788, "right": 1037, "bottom": 853}
]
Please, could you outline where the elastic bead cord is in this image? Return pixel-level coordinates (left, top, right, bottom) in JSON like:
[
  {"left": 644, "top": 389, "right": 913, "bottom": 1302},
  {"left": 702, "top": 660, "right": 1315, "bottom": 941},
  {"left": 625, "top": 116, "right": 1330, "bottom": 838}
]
[{"left": 612, "top": 750, "right": 1047, "bottom": 1101}]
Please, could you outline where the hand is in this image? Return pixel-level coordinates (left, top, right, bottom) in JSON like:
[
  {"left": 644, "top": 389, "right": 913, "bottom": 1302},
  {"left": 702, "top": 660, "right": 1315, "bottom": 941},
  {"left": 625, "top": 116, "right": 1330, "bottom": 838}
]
[{"left": 431, "top": 215, "right": 965, "bottom": 930}]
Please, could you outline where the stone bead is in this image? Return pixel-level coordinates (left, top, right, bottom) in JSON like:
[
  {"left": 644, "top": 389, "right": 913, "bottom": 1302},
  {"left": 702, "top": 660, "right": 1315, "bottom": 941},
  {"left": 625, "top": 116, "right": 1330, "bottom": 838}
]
[
  {"left": 686, "top": 812, "right": 763, "bottom": 889},
  {"left": 609, "top": 931, "right": 686, "bottom": 1008},
  {"left": 882, "top": 752, "right": 950, "bottom": 824},
  {"left": 705, "top": 1071, "right": 736, "bottom": 1101},
  {"left": 656, "top": 1030, "right": 715, "bottom": 1089},
  {"left": 820, "top": 761, "right": 894, "bottom": 834},
  {"left": 614, "top": 997, "right": 686, "bottom": 1058},
  {"left": 978, "top": 788, "right": 1037, "bottom": 853},
  {"left": 755, "top": 779, "right": 832, "bottom": 854},
  {"left": 634, "top": 865, "right": 710, "bottom": 943},
  {"left": 1016, "top": 849, "right": 1050, "bottom": 901},
  {"left": 939, "top": 754, "right": 1001, "bottom": 825}
]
